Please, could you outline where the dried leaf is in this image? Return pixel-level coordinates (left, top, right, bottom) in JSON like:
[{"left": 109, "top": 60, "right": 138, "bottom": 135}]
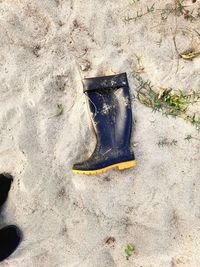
[
  {"left": 158, "top": 87, "right": 166, "bottom": 99},
  {"left": 179, "top": 51, "right": 200, "bottom": 60},
  {"left": 56, "top": 104, "right": 63, "bottom": 116},
  {"left": 138, "top": 92, "right": 152, "bottom": 107}
]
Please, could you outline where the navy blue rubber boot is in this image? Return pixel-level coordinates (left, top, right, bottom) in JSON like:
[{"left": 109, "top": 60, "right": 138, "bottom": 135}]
[{"left": 72, "top": 73, "right": 136, "bottom": 174}]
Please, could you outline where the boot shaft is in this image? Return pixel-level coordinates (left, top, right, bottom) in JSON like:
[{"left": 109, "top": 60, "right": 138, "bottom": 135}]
[{"left": 84, "top": 73, "right": 133, "bottom": 151}]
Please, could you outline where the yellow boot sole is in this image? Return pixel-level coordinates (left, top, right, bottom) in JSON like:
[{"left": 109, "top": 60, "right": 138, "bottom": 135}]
[{"left": 72, "top": 160, "right": 136, "bottom": 175}]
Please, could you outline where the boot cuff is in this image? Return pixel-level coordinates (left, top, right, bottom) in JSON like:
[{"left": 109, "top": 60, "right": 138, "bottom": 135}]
[{"left": 83, "top": 73, "right": 128, "bottom": 92}]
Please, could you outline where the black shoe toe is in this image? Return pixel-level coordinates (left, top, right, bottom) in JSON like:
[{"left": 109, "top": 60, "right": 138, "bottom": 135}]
[{"left": 0, "top": 225, "right": 22, "bottom": 262}]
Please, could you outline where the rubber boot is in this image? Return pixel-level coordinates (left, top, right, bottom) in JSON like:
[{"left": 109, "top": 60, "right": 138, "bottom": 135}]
[
  {"left": 0, "top": 225, "right": 22, "bottom": 262},
  {"left": 72, "top": 72, "right": 136, "bottom": 175},
  {"left": 0, "top": 174, "right": 13, "bottom": 208}
]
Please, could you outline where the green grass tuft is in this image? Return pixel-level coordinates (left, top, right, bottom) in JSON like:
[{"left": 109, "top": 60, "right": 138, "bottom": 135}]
[
  {"left": 125, "top": 243, "right": 135, "bottom": 260},
  {"left": 134, "top": 74, "right": 200, "bottom": 130}
]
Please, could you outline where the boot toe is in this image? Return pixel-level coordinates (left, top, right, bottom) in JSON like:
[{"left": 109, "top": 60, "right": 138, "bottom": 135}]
[{"left": 72, "top": 162, "right": 87, "bottom": 171}]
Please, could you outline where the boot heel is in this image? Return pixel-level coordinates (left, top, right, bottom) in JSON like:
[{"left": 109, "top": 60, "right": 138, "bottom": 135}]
[{"left": 117, "top": 160, "right": 136, "bottom": 170}]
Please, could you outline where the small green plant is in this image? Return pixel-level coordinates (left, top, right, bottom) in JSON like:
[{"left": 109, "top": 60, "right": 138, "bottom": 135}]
[
  {"left": 125, "top": 243, "right": 135, "bottom": 260},
  {"left": 56, "top": 104, "right": 63, "bottom": 116},
  {"left": 123, "top": 3, "right": 155, "bottom": 22},
  {"left": 176, "top": 0, "right": 185, "bottom": 14},
  {"left": 48, "top": 104, "right": 64, "bottom": 119},
  {"left": 158, "top": 138, "right": 178, "bottom": 147},
  {"left": 184, "top": 134, "right": 193, "bottom": 141},
  {"left": 160, "top": 0, "right": 195, "bottom": 22},
  {"left": 184, "top": 134, "right": 200, "bottom": 141},
  {"left": 134, "top": 74, "right": 200, "bottom": 130}
]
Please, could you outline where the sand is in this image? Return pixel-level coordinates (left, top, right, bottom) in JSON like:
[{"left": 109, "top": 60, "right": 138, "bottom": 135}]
[{"left": 0, "top": 0, "right": 200, "bottom": 266}]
